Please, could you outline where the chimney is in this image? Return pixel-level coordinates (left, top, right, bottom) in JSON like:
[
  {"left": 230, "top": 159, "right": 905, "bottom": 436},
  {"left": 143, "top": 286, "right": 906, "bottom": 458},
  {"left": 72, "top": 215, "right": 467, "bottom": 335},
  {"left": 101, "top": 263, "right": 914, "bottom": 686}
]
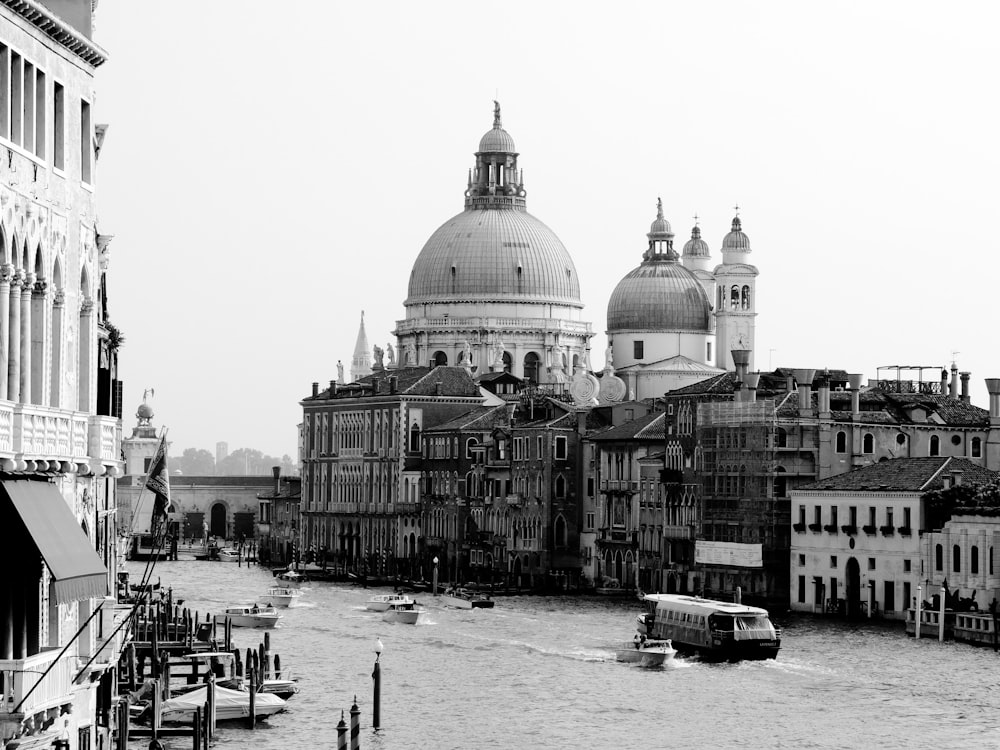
[
  {"left": 986, "top": 378, "right": 1000, "bottom": 424},
  {"left": 951, "top": 469, "right": 963, "bottom": 487},
  {"left": 330, "top": 380, "right": 338, "bottom": 397},
  {"left": 744, "top": 371, "right": 761, "bottom": 403},
  {"left": 311, "top": 382, "right": 319, "bottom": 397},
  {"left": 941, "top": 369, "right": 949, "bottom": 395},
  {"left": 389, "top": 376, "right": 398, "bottom": 394},
  {"left": 960, "top": 372, "right": 970, "bottom": 403},
  {"left": 848, "top": 373, "right": 863, "bottom": 416},
  {"left": 818, "top": 376, "right": 831, "bottom": 417},
  {"left": 731, "top": 349, "right": 750, "bottom": 382},
  {"left": 792, "top": 369, "right": 816, "bottom": 416},
  {"left": 272, "top": 466, "right": 281, "bottom": 496},
  {"left": 435, "top": 383, "right": 443, "bottom": 396},
  {"left": 950, "top": 363, "right": 959, "bottom": 398},
  {"left": 785, "top": 374, "right": 795, "bottom": 393}
]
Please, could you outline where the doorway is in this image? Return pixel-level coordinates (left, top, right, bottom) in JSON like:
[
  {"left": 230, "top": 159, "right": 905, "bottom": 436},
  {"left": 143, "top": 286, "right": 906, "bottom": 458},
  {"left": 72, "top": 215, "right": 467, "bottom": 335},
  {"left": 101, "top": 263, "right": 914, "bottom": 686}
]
[
  {"left": 210, "top": 503, "right": 227, "bottom": 539},
  {"left": 845, "top": 557, "right": 861, "bottom": 619}
]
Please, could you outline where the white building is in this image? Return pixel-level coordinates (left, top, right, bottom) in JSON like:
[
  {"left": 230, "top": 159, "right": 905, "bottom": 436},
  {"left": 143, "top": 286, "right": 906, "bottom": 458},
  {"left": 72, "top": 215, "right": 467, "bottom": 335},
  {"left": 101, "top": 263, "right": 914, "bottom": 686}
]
[
  {"left": 394, "top": 103, "right": 593, "bottom": 383},
  {"left": 790, "top": 457, "right": 995, "bottom": 621}
]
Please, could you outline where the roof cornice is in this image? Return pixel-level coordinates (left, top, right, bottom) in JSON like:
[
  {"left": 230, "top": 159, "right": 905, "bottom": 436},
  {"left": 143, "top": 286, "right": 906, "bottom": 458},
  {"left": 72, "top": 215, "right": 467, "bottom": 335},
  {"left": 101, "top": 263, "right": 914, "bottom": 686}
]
[{"left": 2, "top": 0, "right": 108, "bottom": 67}]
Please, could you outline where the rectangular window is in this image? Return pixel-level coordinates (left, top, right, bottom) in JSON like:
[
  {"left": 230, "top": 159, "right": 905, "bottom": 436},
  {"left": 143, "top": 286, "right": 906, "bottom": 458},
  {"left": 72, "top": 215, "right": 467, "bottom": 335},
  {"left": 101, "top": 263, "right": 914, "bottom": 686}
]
[
  {"left": 585, "top": 512, "right": 594, "bottom": 530},
  {"left": 22, "top": 61, "right": 33, "bottom": 154},
  {"left": 0, "top": 45, "right": 8, "bottom": 138},
  {"left": 903, "top": 582, "right": 911, "bottom": 611},
  {"left": 849, "top": 506, "right": 858, "bottom": 527},
  {"left": 537, "top": 436, "right": 543, "bottom": 459},
  {"left": 830, "top": 577, "right": 837, "bottom": 600},
  {"left": 868, "top": 507, "right": 876, "bottom": 528},
  {"left": 903, "top": 507, "right": 911, "bottom": 530},
  {"left": 33, "top": 68, "right": 44, "bottom": 158},
  {"left": 886, "top": 507, "right": 894, "bottom": 528},
  {"left": 798, "top": 505, "right": 805, "bottom": 525},
  {"left": 11, "top": 52, "right": 22, "bottom": 146},
  {"left": 868, "top": 557, "right": 876, "bottom": 571},
  {"left": 903, "top": 559, "right": 911, "bottom": 573},
  {"left": 80, "top": 98, "right": 92, "bottom": 183},
  {"left": 797, "top": 575, "right": 806, "bottom": 603},
  {"left": 813, "top": 506, "right": 821, "bottom": 525},
  {"left": 798, "top": 554, "right": 805, "bottom": 566},
  {"left": 830, "top": 555, "right": 837, "bottom": 568},
  {"left": 587, "top": 477, "right": 594, "bottom": 496},
  {"left": 830, "top": 506, "right": 838, "bottom": 528},
  {"left": 633, "top": 340, "right": 644, "bottom": 359},
  {"left": 554, "top": 436, "right": 567, "bottom": 460},
  {"left": 707, "top": 341, "right": 712, "bottom": 361}
]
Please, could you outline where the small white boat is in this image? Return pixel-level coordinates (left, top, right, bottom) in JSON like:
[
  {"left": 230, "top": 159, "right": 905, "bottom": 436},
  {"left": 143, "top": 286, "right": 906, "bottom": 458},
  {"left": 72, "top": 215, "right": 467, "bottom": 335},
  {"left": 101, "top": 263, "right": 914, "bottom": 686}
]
[
  {"left": 217, "top": 604, "right": 281, "bottom": 628},
  {"left": 615, "top": 639, "right": 675, "bottom": 667},
  {"left": 216, "top": 677, "right": 300, "bottom": 701},
  {"left": 382, "top": 600, "right": 426, "bottom": 625},
  {"left": 263, "top": 586, "right": 301, "bottom": 608},
  {"left": 159, "top": 684, "right": 286, "bottom": 723},
  {"left": 365, "top": 593, "right": 414, "bottom": 612},
  {"left": 216, "top": 548, "right": 241, "bottom": 562},
  {"left": 440, "top": 588, "right": 495, "bottom": 609}
]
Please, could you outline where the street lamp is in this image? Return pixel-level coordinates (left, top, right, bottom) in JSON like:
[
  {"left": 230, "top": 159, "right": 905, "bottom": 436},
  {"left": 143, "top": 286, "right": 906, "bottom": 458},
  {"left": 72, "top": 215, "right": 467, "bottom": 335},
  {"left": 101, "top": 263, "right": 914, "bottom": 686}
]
[{"left": 433, "top": 556, "right": 439, "bottom": 596}]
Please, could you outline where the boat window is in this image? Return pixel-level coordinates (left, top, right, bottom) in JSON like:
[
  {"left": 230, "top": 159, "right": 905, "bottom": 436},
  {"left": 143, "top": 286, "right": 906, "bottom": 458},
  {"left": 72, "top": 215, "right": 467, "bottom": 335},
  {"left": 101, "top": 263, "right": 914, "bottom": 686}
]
[
  {"left": 709, "top": 615, "right": 734, "bottom": 631},
  {"left": 736, "top": 615, "right": 771, "bottom": 630}
]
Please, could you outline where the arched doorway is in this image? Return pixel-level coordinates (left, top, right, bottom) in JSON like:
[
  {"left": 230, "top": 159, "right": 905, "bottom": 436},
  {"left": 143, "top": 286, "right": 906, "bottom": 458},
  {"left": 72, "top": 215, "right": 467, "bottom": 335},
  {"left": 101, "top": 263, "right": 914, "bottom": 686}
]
[
  {"left": 210, "top": 503, "right": 227, "bottom": 539},
  {"left": 845, "top": 557, "right": 861, "bottom": 619}
]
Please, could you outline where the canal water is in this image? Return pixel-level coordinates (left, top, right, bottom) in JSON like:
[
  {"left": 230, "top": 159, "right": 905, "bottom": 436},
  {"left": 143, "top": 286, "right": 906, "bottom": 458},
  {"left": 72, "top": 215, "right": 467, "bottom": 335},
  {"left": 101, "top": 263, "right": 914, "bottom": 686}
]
[{"left": 130, "top": 561, "right": 1000, "bottom": 750}]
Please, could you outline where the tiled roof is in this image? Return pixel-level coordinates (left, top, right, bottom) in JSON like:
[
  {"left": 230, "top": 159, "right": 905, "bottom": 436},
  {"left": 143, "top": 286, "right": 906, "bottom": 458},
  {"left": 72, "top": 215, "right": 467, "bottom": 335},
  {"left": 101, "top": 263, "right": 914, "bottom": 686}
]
[
  {"left": 590, "top": 411, "right": 665, "bottom": 442},
  {"left": 405, "top": 367, "right": 481, "bottom": 397},
  {"left": 304, "top": 366, "right": 481, "bottom": 401},
  {"left": 426, "top": 405, "right": 511, "bottom": 433},
  {"left": 796, "top": 457, "right": 998, "bottom": 493}
]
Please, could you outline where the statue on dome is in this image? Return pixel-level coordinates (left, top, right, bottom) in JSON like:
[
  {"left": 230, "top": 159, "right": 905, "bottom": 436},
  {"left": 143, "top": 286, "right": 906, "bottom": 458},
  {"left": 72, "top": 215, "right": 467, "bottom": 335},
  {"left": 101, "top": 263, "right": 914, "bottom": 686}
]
[
  {"left": 373, "top": 345, "right": 384, "bottom": 370},
  {"left": 386, "top": 343, "right": 396, "bottom": 366},
  {"left": 336, "top": 360, "right": 344, "bottom": 383},
  {"left": 405, "top": 343, "right": 417, "bottom": 367},
  {"left": 604, "top": 343, "right": 614, "bottom": 372}
]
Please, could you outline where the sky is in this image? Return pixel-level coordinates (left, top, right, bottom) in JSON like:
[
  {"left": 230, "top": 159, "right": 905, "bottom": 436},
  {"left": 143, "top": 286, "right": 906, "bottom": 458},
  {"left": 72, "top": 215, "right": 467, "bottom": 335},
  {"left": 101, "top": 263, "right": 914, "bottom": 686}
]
[{"left": 93, "top": 1, "right": 1000, "bottom": 460}]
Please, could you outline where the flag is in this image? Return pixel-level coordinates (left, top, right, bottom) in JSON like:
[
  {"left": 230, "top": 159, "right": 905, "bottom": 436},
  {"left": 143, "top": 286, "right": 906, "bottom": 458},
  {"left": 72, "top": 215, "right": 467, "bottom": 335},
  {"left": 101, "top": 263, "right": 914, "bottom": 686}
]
[{"left": 146, "top": 434, "right": 171, "bottom": 529}]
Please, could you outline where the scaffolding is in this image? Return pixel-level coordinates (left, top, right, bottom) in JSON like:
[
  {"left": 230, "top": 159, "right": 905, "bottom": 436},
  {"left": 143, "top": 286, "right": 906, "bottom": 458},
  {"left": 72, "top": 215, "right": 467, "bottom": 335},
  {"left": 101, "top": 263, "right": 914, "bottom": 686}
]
[{"left": 698, "top": 401, "right": 778, "bottom": 501}]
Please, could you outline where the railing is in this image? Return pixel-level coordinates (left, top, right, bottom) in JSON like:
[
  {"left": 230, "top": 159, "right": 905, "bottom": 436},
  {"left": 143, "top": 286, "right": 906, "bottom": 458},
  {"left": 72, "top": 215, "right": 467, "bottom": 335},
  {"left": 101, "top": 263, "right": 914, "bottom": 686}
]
[
  {"left": 89, "top": 415, "right": 121, "bottom": 463},
  {"left": 599, "top": 480, "right": 639, "bottom": 493},
  {"left": 663, "top": 524, "right": 692, "bottom": 539},
  {"left": 0, "top": 648, "right": 74, "bottom": 717}
]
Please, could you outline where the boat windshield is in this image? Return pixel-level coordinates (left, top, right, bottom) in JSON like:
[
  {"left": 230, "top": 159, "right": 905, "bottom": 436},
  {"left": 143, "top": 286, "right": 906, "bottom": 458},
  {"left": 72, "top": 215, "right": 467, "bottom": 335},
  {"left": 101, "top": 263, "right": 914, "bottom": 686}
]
[{"left": 733, "top": 615, "right": 774, "bottom": 640}]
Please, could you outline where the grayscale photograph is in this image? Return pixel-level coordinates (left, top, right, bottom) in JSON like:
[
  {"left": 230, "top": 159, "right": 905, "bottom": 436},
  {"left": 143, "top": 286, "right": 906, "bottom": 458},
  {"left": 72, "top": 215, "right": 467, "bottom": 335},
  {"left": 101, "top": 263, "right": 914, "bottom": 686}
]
[{"left": 0, "top": 2, "right": 998, "bottom": 749}]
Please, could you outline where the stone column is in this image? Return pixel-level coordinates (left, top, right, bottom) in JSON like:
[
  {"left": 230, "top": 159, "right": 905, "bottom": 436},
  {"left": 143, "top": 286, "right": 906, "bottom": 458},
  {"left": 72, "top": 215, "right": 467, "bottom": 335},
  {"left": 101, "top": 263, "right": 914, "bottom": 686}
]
[
  {"left": 7, "top": 273, "right": 21, "bottom": 402},
  {"left": 49, "top": 290, "right": 64, "bottom": 407},
  {"left": 19, "top": 272, "right": 34, "bottom": 405},
  {"left": 0, "top": 264, "right": 11, "bottom": 401},
  {"left": 31, "top": 277, "right": 47, "bottom": 406},
  {"left": 78, "top": 298, "right": 94, "bottom": 412}
]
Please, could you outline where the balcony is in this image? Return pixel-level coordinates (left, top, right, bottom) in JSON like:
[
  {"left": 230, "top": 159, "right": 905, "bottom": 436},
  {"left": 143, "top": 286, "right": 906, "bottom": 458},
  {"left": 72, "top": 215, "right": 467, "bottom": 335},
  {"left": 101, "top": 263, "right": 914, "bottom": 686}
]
[
  {"left": 0, "top": 648, "right": 74, "bottom": 719},
  {"left": 599, "top": 480, "right": 639, "bottom": 494},
  {"left": 0, "top": 403, "right": 121, "bottom": 471},
  {"left": 663, "top": 524, "right": 692, "bottom": 539},
  {"left": 880, "top": 525, "right": 895, "bottom": 536},
  {"left": 841, "top": 524, "right": 858, "bottom": 535},
  {"left": 808, "top": 523, "right": 822, "bottom": 532},
  {"left": 862, "top": 524, "right": 877, "bottom": 536},
  {"left": 792, "top": 522, "right": 806, "bottom": 533},
  {"left": 898, "top": 526, "right": 912, "bottom": 536},
  {"left": 823, "top": 524, "right": 839, "bottom": 534},
  {"left": 505, "top": 493, "right": 523, "bottom": 506}
]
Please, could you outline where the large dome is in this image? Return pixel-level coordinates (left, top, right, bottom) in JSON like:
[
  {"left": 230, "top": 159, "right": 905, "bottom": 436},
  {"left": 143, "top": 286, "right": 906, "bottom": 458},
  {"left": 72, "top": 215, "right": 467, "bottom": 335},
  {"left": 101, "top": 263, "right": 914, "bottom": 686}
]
[
  {"left": 405, "top": 208, "right": 582, "bottom": 305},
  {"left": 607, "top": 262, "right": 712, "bottom": 331}
]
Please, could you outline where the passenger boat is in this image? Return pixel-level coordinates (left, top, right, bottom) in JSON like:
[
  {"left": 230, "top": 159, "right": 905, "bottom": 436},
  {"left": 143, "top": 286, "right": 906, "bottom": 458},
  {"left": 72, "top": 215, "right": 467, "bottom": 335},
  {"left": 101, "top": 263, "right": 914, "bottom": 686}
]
[
  {"left": 159, "top": 685, "right": 286, "bottom": 722},
  {"left": 382, "top": 600, "right": 426, "bottom": 625},
  {"left": 638, "top": 593, "right": 781, "bottom": 661},
  {"left": 217, "top": 604, "right": 282, "bottom": 628},
  {"left": 440, "top": 587, "right": 495, "bottom": 609},
  {"left": 263, "top": 586, "right": 301, "bottom": 608},
  {"left": 614, "top": 639, "right": 675, "bottom": 667},
  {"left": 365, "top": 593, "right": 414, "bottom": 612}
]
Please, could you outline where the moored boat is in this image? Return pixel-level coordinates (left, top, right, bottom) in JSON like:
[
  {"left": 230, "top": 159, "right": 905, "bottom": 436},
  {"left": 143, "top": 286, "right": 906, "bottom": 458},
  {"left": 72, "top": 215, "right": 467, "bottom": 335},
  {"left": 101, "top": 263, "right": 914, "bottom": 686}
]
[
  {"left": 159, "top": 684, "right": 286, "bottom": 722},
  {"left": 382, "top": 600, "right": 426, "bottom": 625},
  {"left": 277, "top": 569, "right": 308, "bottom": 584},
  {"left": 216, "top": 548, "right": 241, "bottom": 562},
  {"left": 263, "top": 586, "right": 301, "bottom": 608},
  {"left": 440, "top": 587, "right": 495, "bottom": 609},
  {"left": 365, "top": 593, "right": 414, "bottom": 612},
  {"left": 638, "top": 593, "right": 781, "bottom": 661},
  {"left": 217, "top": 604, "right": 281, "bottom": 628}
]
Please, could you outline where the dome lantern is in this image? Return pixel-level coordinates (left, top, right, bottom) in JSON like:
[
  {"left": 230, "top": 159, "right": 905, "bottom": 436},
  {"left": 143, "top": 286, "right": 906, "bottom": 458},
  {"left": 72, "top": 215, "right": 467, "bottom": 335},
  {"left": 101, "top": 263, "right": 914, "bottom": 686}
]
[
  {"left": 643, "top": 197, "right": 677, "bottom": 261},
  {"left": 466, "top": 101, "right": 525, "bottom": 211}
]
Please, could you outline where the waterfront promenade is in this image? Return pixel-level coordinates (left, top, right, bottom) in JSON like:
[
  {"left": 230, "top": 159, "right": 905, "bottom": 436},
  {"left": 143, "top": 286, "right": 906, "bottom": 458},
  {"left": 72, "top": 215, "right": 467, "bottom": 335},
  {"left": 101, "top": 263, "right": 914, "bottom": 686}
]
[{"left": 128, "top": 560, "right": 1000, "bottom": 750}]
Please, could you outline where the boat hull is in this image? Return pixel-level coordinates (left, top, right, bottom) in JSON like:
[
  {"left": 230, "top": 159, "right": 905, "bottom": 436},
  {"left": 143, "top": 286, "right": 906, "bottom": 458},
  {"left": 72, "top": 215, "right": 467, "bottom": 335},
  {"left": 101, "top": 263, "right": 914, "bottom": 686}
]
[
  {"left": 382, "top": 609, "right": 426, "bottom": 625},
  {"left": 440, "top": 594, "right": 473, "bottom": 609},
  {"left": 264, "top": 588, "right": 301, "bottom": 608},
  {"left": 615, "top": 647, "right": 673, "bottom": 667},
  {"left": 365, "top": 595, "right": 414, "bottom": 612}
]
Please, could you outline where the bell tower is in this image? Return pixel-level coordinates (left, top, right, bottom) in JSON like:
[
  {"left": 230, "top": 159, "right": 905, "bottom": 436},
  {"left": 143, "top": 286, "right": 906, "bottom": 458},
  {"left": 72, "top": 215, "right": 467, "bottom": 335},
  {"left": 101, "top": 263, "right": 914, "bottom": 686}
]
[{"left": 713, "top": 212, "right": 759, "bottom": 371}]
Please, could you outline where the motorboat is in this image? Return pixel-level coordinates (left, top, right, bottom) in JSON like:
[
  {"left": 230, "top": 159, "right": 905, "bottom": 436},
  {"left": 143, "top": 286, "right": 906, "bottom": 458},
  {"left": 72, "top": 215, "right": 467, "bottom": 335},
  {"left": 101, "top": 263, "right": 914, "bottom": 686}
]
[
  {"left": 615, "top": 638, "right": 675, "bottom": 667},
  {"left": 217, "top": 604, "right": 281, "bottom": 628},
  {"left": 382, "top": 600, "right": 426, "bottom": 625},
  {"left": 263, "top": 586, "right": 301, "bottom": 608},
  {"left": 216, "top": 548, "right": 241, "bottom": 562},
  {"left": 277, "top": 569, "right": 307, "bottom": 584},
  {"left": 159, "top": 684, "right": 286, "bottom": 723},
  {"left": 217, "top": 677, "right": 300, "bottom": 701},
  {"left": 365, "top": 593, "right": 414, "bottom": 612},
  {"left": 440, "top": 587, "right": 495, "bottom": 609}
]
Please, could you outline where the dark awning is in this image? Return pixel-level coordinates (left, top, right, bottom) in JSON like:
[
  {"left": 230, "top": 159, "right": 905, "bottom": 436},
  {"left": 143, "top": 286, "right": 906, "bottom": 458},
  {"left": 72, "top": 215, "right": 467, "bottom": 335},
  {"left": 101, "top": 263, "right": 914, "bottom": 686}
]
[{"left": 2, "top": 479, "right": 108, "bottom": 604}]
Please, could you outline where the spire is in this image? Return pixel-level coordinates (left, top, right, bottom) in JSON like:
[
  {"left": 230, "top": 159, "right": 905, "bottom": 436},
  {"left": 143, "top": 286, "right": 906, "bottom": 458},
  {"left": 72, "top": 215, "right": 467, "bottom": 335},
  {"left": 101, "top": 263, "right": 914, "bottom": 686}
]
[{"left": 350, "top": 311, "right": 372, "bottom": 383}]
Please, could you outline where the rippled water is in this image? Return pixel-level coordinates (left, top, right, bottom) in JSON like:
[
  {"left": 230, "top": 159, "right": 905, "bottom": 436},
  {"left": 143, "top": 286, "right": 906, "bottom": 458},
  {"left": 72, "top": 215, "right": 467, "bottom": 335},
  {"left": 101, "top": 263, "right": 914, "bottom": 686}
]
[{"left": 130, "top": 561, "right": 1000, "bottom": 750}]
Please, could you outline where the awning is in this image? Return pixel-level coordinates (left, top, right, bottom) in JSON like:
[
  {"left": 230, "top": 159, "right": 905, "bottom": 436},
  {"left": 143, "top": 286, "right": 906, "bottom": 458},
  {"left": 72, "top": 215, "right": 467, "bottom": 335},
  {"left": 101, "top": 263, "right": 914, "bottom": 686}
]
[{"left": 1, "top": 479, "right": 108, "bottom": 604}]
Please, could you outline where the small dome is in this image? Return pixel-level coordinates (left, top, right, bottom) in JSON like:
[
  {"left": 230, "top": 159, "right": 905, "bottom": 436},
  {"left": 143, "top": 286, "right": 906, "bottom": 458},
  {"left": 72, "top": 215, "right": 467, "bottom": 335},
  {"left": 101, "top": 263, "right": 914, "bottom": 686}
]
[
  {"left": 479, "top": 127, "right": 516, "bottom": 154},
  {"left": 722, "top": 216, "right": 751, "bottom": 251},
  {"left": 607, "top": 262, "right": 712, "bottom": 332},
  {"left": 683, "top": 225, "right": 711, "bottom": 258}
]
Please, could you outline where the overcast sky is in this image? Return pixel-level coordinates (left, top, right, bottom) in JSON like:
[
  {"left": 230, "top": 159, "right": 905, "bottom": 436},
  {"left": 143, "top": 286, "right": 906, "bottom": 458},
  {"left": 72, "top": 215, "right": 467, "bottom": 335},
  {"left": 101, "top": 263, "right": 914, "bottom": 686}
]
[{"left": 94, "top": 1, "right": 1000, "bottom": 460}]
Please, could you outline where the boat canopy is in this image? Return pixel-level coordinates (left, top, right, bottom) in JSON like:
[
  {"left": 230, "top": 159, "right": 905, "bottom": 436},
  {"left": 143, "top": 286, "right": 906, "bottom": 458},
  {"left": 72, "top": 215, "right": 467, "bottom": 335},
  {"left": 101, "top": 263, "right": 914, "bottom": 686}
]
[{"left": 642, "top": 593, "right": 770, "bottom": 618}]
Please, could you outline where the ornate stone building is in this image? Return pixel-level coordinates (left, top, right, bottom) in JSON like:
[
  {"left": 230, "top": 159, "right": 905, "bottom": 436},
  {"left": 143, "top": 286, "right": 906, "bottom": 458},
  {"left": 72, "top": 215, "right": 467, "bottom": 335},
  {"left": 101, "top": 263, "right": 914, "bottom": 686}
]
[{"left": 394, "top": 103, "right": 593, "bottom": 383}]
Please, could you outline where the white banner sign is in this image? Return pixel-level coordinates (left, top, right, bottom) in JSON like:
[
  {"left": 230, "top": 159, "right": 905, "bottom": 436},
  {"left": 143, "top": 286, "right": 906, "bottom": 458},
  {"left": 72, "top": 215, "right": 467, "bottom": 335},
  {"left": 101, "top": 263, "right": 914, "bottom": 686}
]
[{"left": 695, "top": 541, "right": 763, "bottom": 568}]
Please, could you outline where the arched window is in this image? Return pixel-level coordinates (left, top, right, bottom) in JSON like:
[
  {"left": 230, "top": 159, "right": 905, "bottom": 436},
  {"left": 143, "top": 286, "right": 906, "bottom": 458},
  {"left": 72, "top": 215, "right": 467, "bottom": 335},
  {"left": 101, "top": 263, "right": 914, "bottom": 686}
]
[
  {"left": 730, "top": 285, "right": 740, "bottom": 310},
  {"left": 523, "top": 352, "right": 540, "bottom": 383},
  {"left": 972, "top": 437, "right": 982, "bottom": 458},
  {"left": 971, "top": 546, "right": 979, "bottom": 575},
  {"left": 953, "top": 544, "right": 961, "bottom": 573},
  {"left": 554, "top": 515, "right": 566, "bottom": 548},
  {"left": 862, "top": 433, "right": 874, "bottom": 454},
  {"left": 555, "top": 475, "right": 566, "bottom": 498},
  {"left": 930, "top": 435, "right": 940, "bottom": 456},
  {"left": 836, "top": 431, "right": 847, "bottom": 453},
  {"left": 409, "top": 423, "right": 421, "bottom": 453},
  {"left": 466, "top": 437, "right": 479, "bottom": 459},
  {"left": 741, "top": 285, "right": 751, "bottom": 310},
  {"left": 935, "top": 544, "right": 943, "bottom": 571},
  {"left": 502, "top": 351, "right": 512, "bottom": 374},
  {"left": 433, "top": 351, "right": 447, "bottom": 367},
  {"left": 776, "top": 428, "right": 787, "bottom": 448}
]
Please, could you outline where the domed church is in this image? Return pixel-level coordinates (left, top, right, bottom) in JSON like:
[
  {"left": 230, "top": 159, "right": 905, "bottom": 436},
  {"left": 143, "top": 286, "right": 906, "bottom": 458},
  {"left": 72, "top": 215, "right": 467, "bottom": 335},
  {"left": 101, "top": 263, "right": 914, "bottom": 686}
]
[
  {"left": 605, "top": 201, "right": 758, "bottom": 400},
  {"left": 393, "top": 103, "right": 594, "bottom": 384}
]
